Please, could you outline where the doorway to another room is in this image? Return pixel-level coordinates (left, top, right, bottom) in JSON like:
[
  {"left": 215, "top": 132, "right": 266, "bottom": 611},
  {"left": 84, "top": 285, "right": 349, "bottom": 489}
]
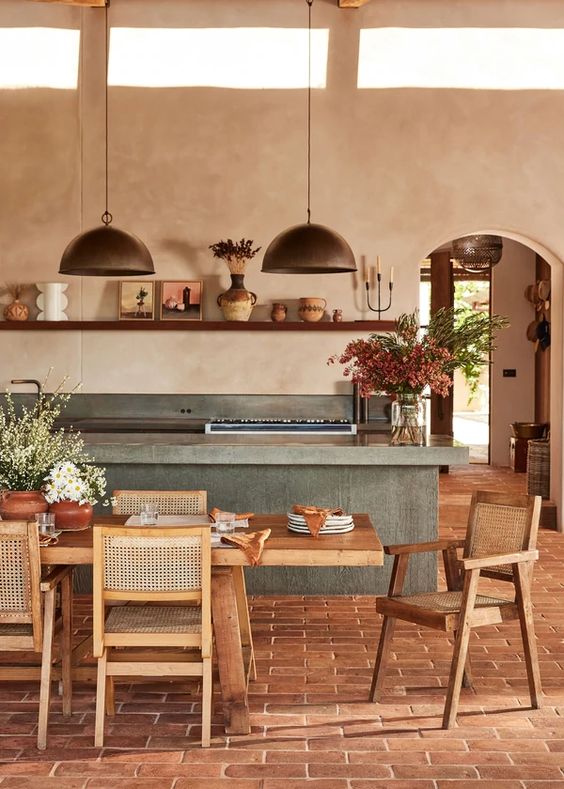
[
  {"left": 421, "top": 236, "right": 550, "bottom": 469},
  {"left": 420, "top": 258, "right": 491, "bottom": 463}
]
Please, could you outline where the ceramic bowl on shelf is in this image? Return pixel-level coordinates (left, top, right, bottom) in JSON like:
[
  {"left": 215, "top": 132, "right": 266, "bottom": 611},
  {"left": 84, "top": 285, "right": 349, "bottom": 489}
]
[{"left": 298, "top": 297, "right": 326, "bottom": 322}]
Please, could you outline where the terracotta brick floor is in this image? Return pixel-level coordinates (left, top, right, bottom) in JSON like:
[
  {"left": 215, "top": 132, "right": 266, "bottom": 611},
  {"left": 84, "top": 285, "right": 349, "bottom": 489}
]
[{"left": 1, "top": 466, "right": 564, "bottom": 787}]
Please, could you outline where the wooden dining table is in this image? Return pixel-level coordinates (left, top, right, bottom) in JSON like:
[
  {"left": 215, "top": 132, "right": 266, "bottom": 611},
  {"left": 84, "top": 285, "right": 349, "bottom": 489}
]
[{"left": 38, "top": 513, "right": 383, "bottom": 735}]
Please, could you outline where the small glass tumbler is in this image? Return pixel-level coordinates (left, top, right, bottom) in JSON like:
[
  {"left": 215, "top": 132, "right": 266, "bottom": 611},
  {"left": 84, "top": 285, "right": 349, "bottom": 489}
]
[
  {"left": 214, "top": 520, "right": 236, "bottom": 536},
  {"left": 36, "top": 512, "right": 56, "bottom": 535},
  {"left": 140, "top": 503, "right": 159, "bottom": 526}
]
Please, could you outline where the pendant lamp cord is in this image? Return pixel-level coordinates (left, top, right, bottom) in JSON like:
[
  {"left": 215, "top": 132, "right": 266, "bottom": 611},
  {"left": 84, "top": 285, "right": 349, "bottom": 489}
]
[
  {"left": 306, "top": 0, "right": 313, "bottom": 224},
  {"left": 102, "top": 1, "right": 112, "bottom": 227}
]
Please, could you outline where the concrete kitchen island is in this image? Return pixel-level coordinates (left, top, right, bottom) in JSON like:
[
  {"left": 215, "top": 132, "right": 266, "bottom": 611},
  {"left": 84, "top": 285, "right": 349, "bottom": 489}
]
[{"left": 85, "top": 432, "right": 468, "bottom": 595}]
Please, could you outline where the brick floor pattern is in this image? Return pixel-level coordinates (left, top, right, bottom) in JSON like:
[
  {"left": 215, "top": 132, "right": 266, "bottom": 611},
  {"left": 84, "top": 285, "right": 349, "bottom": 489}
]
[{"left": 0, "top": 466, "right": 563, "bottom": 786}]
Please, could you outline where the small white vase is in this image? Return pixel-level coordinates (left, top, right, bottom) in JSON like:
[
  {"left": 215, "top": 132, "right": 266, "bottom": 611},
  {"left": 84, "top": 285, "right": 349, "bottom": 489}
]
[{"left": 36, "top": 282, "right": 68, "bottom": 321}]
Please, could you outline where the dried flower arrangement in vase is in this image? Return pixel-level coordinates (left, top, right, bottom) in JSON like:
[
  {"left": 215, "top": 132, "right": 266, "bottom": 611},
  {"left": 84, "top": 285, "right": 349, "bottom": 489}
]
[
  {"left": 3, "top": 282, "right": 30, "bottom": 321},
  {"left": 209, "top": 238, "right": 261, "bottom": 321}
]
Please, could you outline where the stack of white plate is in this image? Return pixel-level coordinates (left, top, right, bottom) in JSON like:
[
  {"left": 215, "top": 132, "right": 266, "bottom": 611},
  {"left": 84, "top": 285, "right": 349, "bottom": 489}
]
[{"left": 287, "top": 512, "right": 355, "bottom": 535}]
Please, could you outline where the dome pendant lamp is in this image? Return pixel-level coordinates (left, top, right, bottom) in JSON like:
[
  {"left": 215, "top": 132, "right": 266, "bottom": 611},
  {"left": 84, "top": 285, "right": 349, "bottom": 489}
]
[
  {"left": 451, "top": 235, "right": 503, "bottom": 274},
  {"left": 262, "top": 0, "right": 356, "bottom": 274},
  {"left": 59, "top": 2, "right": 154, "bottom": 277}
]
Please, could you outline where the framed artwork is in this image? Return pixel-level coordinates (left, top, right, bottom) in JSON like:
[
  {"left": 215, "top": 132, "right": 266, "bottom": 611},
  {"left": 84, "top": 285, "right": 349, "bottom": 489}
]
[
  {"left": 160, "top": 280, "right": 203, "bottom": 321},
  {"left": 119, "top": 281, "right": 155, "bottom": 320}
]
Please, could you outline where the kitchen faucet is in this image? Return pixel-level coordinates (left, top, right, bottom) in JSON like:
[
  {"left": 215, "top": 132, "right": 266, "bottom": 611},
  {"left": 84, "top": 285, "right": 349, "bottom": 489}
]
[{"left": 10, "top": 379, "right": 43, "bottom": 402}]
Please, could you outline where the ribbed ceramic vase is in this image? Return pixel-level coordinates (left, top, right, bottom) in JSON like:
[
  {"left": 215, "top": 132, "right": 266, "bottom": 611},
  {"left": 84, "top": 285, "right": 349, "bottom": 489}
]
[
  {"left": 36, "top": 282, "right": 69, "bottom": 321},
  {"left": 217, "top": 274, "right": 257, "bottom": 321}
]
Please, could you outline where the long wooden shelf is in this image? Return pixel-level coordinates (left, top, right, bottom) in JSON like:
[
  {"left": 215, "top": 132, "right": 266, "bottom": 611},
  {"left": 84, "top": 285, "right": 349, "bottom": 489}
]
[{"left": 0, "top": 320, "right": 394, "bottom": 332}]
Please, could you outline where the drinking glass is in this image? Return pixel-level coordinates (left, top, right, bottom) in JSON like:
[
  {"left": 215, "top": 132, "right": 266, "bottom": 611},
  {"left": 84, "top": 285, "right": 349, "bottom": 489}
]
[
  {"left": 139, "top": 503, "right": 159, "bottom": 526},
  {"left": 214, "top": 520, "right": 236, "bottom": 536},
  {"left": 36, "top": 512, "right": 56, "bottom": 535}
]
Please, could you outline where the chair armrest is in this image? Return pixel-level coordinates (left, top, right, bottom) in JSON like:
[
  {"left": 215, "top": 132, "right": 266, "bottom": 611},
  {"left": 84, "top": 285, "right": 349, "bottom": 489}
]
[
  {"left": 462, "top": 549, "right": 538, "bottom": 571},
  {"left": 40, "top": 565, "right": 73, "bottom": 591},
  {"left": 385, "top": 539, "right": 464, "bottom": 556}
]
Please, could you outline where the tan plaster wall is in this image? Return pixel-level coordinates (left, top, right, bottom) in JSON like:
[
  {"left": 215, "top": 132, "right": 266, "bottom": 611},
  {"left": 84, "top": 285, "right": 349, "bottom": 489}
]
[
  {"left": 491, "top": 240, "right": 536, "bottom": 467},
  {"left": 1, "top": 0, "right": 564, "bottom": 402}
]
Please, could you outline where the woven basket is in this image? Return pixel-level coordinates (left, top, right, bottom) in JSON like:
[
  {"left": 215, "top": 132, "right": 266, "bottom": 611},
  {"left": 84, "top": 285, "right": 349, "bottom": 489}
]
[{"left": 527, "top": 440, "right": 550, "bottom": 499}]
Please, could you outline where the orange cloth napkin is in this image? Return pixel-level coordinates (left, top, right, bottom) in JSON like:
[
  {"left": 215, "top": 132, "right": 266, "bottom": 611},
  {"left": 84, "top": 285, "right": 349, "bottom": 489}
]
[
  {"left": 38, "top": 533, "right": 58, "bottom": 547},
  {"left": 292, "top": 505, "right": 344, "bottom": 538},
  {"left": 209, "top": 507, "right": 254, "bottom": 523},
  {"left": 220, "top": 528, "right": 271, "bottom": 566}
]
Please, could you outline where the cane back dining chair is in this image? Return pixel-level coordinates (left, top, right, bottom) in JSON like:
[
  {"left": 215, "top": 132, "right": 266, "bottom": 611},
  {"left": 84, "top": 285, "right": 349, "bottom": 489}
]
[
  {"left": 0, "top": 521, "right": 73, "bottom": 749},
  {"left": 112, "top": 488, "right": 256, "bottom": 680},
  {"left": 93, "top": 524, "right": 213, "bottom": 747},
  {"left": 369, "top": 491, "right": 542, "bottom": 728},
  {"left": 112, "top": 490, "right": 207, "bottom": 516}
]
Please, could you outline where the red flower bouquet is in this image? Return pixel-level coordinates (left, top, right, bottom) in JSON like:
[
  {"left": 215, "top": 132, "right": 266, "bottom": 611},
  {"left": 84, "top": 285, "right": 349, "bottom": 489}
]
[{"left": 329, "top": 309, "right": 508, "bottom": 400}]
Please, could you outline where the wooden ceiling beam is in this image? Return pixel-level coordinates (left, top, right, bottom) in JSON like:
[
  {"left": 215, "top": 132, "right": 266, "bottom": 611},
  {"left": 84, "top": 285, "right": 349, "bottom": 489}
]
[
  {"left": 27, "top": 0, "right": 107, "bottom": 7},
  {"left": 338, "top": 0, "right": 372, "bottom": 7}
]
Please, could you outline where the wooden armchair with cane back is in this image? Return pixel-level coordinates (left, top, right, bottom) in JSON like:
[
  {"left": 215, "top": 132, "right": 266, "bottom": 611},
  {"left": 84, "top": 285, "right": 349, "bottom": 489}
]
[
  {"left": 112, "top": 490, "right": 208, "bottom": 516},
  {"left": 0, "top": 521, "right": 73, "bottom": 749},
  {"left": 369, "top": 491, "right": 542, "bottom": 728},
  {"left": 93, "top": 524, "right": 213, "bottom": 747}
]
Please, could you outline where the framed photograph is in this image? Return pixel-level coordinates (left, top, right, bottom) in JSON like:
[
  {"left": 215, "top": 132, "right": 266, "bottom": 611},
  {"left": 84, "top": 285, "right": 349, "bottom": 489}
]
[
  {"left": 119, "top": 281, "right": 155, "bottom": 320},
  {"left": 160, "top": 280, "right": 203, "bottom": 321}
]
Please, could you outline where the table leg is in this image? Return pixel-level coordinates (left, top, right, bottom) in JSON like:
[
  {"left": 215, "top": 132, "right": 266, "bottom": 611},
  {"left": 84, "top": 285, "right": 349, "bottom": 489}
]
[
  {"left": 211, "top": 567, "right": 250, "bottom": 735},
  {"left": 232, "top": 565, "right": 256, "bottom": 681}
]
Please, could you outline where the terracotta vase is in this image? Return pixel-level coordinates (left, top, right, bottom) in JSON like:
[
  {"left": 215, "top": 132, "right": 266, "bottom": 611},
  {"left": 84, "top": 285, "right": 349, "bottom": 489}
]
[
  {"left": 271, "top": 303, "right": 287, "bottom": 322},
  {"left": 0, "top": 490, "right": 48, "bottom": 520},
  {"left": 332, "top": 309, "right": 343, "bottom": 322},
  {"left": 48, "top": 501, "right": 93, "bottom": 531},
  {"left": 217, "top": 274, "right": 257, "bottom": 321},
  {"left": 4, "top": 299, "right": 29, "bottom": 322}
]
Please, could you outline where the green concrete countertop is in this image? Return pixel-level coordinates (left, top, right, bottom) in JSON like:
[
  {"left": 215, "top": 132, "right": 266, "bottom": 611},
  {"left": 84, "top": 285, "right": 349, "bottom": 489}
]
[{"left": 84, "top": 433, "right": 469, "bottom": 466}]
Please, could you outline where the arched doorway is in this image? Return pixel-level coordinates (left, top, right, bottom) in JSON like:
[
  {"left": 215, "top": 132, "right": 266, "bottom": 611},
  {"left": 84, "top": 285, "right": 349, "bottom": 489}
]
[{"left": 420, "top": 229, "right": 563, "bottom": 531}]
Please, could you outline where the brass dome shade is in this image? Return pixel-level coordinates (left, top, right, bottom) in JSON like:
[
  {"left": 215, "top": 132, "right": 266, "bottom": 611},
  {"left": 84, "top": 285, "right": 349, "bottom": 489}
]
[
  {"left": 452, "top": 235, "right": 503, "bottom": 273},
  {"left": 59, "top": 224, "right": 154, "bottom": 276},
  {"left": 261, "top": 222, "right": 356, "bottom": 274}
]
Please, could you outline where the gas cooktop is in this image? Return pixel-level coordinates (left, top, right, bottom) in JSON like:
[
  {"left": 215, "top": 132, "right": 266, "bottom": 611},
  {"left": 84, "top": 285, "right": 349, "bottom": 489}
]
[{"left": 205, "top": 419, "right": 357, "bottom": 435}]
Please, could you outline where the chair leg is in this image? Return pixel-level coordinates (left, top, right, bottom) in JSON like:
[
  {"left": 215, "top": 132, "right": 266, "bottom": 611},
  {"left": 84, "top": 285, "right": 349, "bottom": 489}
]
[
  {"left": 453, "top": 630, "right": 473, "bottom": 689},
  {"left": 105, "top": 677, "right": 116, "bottom": 716},
  {"left": 60, "top": 571, "right": 73, "bottom": 717},
  {"left": 37, "top": 588, "right": 56, "bottom": 750},
  {"left": 201, "top": 656, "right": 213, "bottom": 748},
  {"left": 515, "top": 562, "right": 542, "bottom": 709},
  {"left": 369, "top": 615, "right": 396, "bottom": 702},
  {"left": 95, "top": 649, "right": 108, "bottom": 748},
  {"left": 442, "top": 569, "right": 480, "bottom": 729}
]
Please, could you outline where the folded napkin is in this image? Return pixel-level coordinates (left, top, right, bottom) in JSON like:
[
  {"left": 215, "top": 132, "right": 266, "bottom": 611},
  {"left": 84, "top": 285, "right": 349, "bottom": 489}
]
[
  {"left": 38, "top": 533, "right": 58, "bottom": 547},
  {"left": 209, "top": 507, "right": 254, "bottom": 523},
  {"left": 220, "top": 528, "right": 271, "bottom": 566},
  {"left": 292, "top": 505, "right": 344, "bottom": 538}
]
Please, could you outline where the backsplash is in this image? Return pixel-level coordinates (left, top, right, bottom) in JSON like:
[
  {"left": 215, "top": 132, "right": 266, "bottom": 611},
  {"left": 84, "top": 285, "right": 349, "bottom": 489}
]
[{"left": 11, "top": 393, "right": 391, "bottom": 423}]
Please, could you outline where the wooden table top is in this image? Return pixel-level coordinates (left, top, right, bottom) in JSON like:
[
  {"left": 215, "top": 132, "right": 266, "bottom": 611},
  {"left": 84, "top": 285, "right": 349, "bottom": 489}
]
[{"left": 40, "top": 514, "right": 383, "bottom": 568}]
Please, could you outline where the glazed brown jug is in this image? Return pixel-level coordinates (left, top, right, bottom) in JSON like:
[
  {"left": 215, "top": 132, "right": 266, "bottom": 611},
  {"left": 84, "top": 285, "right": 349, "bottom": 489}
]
[
  {"left": 217, "top": 274, "right": 257, "bottom": 321},
  {"left": 271, "top": 303, "right": 287, "bottom": 322}
]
